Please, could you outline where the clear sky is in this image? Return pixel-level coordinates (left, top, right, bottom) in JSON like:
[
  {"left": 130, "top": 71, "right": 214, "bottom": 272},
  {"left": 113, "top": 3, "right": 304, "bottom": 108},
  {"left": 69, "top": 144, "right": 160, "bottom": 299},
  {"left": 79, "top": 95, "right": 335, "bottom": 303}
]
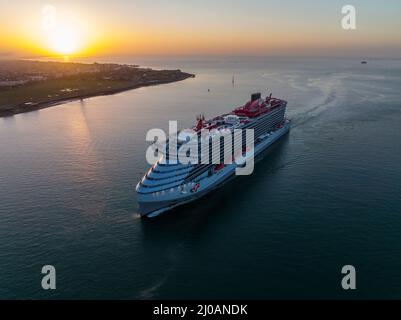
[{"left": 1, "top": 0, "right": 400, "bottom": 58}]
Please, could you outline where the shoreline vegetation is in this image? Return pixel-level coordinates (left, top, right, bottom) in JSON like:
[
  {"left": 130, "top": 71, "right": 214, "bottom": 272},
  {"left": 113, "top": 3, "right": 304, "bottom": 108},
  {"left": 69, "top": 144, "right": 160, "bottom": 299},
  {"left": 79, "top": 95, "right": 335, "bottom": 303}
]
[{"left": 0, "top": 60, "right": 195, "bottom": 117}]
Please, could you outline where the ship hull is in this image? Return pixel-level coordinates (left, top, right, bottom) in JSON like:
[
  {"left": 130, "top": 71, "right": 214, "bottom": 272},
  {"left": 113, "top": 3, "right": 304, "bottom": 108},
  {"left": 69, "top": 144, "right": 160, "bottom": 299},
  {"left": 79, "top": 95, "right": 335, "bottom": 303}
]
[{"left": 137, "top": 121, "right": 290, "bottom": 217}]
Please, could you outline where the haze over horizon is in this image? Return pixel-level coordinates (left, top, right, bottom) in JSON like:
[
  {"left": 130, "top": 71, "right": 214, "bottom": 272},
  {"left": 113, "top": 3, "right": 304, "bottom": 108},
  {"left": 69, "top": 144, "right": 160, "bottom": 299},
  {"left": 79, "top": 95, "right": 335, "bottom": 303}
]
[{"left": 1, "top": 0, "right": 401, "bottom": 60}]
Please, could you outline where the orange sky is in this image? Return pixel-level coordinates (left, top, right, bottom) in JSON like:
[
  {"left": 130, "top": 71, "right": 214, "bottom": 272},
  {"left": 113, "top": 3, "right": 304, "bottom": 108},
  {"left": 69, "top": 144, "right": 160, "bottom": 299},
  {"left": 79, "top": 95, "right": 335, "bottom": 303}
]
[{"left": 1, "top": 0, "right": 400, "bottom": 59}]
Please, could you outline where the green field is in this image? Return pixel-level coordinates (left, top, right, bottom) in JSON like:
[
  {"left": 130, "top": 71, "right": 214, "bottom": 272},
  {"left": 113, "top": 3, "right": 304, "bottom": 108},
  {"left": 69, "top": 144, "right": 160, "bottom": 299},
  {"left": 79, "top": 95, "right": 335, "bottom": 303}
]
[
  {"left": 0, "top": 62, "right": 193, "bottom": 117},
  {"left": 0, "top": 77, "right": 134, "bottom": 112}
]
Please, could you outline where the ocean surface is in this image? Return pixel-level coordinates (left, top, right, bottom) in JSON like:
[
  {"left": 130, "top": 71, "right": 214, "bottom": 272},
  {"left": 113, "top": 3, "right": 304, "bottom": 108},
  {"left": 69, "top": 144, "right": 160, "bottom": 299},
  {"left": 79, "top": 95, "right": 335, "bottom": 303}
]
[{"left": 1, "top": 56, "right": 401, "bottom": 299}]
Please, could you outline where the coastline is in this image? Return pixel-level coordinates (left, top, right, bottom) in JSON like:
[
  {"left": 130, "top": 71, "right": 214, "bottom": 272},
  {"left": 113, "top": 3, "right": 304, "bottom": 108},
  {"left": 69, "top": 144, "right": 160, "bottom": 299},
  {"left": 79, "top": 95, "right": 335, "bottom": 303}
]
[{"left": 0, "top": 73, "right": 194, "bottom": 118}]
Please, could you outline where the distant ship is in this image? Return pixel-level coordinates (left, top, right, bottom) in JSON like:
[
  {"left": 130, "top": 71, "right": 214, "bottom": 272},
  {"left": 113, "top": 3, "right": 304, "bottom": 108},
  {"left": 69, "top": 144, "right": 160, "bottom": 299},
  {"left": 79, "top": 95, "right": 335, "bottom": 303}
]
[
  {"left": 361, "top": 61, "right": 368, "bottom": 64},
  {"left": 136, "top": 93, "right": 290, "bottom": 217}
]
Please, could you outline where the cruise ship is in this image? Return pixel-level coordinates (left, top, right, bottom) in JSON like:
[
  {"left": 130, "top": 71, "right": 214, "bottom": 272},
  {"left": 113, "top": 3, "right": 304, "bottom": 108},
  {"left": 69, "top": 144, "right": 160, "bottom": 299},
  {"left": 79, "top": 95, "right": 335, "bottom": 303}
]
[{"left": 136, "top": 93, "right": 290, "bottom": 217}]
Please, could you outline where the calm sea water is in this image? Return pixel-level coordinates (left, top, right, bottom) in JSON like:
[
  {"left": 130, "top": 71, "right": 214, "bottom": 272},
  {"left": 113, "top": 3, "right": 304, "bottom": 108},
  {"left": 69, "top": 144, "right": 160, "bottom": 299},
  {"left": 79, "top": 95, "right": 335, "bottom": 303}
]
[{"left": 1, "top": 57, "right": 401, "bottom": 299}]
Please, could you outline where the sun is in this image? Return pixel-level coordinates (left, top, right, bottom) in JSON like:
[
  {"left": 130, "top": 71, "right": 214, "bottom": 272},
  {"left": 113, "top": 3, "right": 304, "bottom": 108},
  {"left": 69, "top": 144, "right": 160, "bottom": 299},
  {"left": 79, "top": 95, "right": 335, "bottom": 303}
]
[
  {"left": 41, "top": 5, "right": 84, "bottom": 56},
  {"left": 50, "top": 26, "right": 80, "bottom": 55}
]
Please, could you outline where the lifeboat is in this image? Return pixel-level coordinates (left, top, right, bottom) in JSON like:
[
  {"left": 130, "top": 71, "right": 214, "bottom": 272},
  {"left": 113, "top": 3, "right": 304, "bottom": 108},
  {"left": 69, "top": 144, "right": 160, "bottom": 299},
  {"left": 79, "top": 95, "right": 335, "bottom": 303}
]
[
  {"left": 214, "top": 163, "right": 225, "bottom": 172},
  {"left": 190, "top": 182, "right": 200, "bottom": 193}
]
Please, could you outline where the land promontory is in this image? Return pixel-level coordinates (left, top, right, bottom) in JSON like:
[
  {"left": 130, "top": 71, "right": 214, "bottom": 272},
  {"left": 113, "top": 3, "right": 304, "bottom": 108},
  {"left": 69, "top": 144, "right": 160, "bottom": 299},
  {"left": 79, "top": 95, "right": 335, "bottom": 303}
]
[{"left": 0, "top": 60, "right": 194, "bottom": 117}]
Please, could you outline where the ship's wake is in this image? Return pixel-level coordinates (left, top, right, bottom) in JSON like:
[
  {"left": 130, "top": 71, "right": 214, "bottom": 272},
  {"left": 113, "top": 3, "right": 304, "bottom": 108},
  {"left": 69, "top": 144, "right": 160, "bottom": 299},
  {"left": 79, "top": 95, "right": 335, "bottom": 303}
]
[
  {"left": 289, "top": 72, "right": 348, "bottom": 128},
  {"left": 282, "top": 71, "right": 401, "bottom": 129},
  {"left": 137, "top": 243, "right": 184, "bottom": 299}
]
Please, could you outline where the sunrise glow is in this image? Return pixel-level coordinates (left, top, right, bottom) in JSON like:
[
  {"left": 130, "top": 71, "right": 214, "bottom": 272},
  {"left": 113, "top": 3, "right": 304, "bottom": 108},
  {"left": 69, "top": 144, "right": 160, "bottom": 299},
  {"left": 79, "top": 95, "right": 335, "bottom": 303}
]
[
  {"left": 49, "top": 26, "right": 79, "bottom": 55},
  {"left": 0, "top": 1, "right": 400, "bottom": 59}
]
